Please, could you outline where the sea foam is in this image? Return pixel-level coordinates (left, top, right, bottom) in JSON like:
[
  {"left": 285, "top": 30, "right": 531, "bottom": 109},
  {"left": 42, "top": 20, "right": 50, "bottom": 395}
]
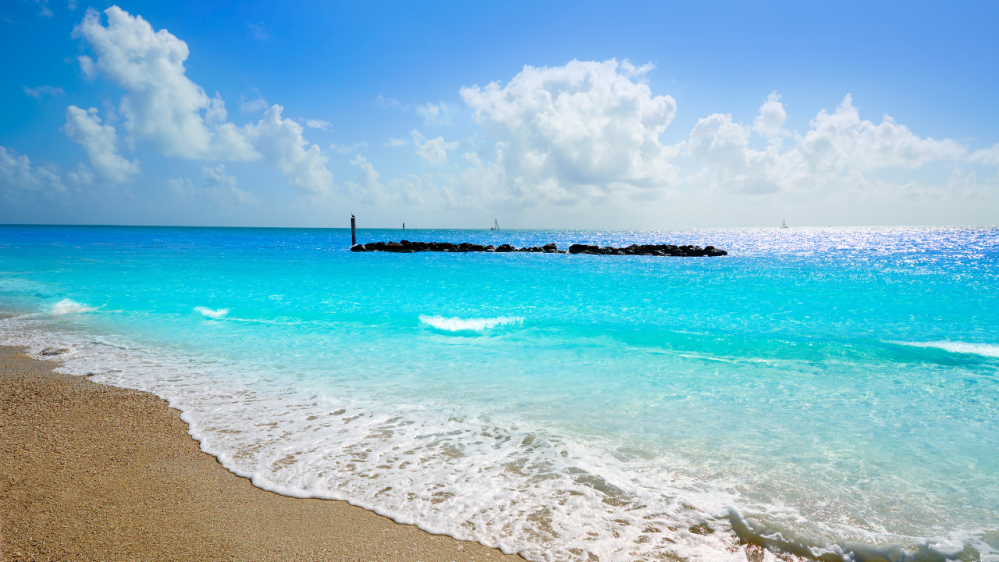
[
  {"left": 51, "top": 298, "right": 97, "bottom": 315},
  {"left": 895, "top": 340, "right": 999, "bottom": 358},
  {"left": 195, "top": 306, "right": 229, "bottom": 318},
  {"left": 419, "top": 315, "right": 523, "bottom": 331}
]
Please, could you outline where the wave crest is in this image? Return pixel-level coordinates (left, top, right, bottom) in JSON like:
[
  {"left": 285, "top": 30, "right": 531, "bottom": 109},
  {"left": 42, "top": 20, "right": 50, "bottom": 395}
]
[
  {"left": 51, "top": 299, "right": 97, "bottom": 315},
  {"left": 195, "top": 306, "right": 230, "bottom": 319},
  {"left": 895, "top": 341, "right": 999, "bottom": 358},
  {"left": 419, "top": 314, "right": 523, "bottom": 331}
]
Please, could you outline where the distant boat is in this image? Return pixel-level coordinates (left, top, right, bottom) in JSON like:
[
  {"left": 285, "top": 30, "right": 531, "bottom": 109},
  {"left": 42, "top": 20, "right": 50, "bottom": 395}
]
[
  {"left": 491, "top": 219, "right": 499, "bottom": 230},
  {"left": 781, "top": 219, "right": 788, "bottom": 229}
]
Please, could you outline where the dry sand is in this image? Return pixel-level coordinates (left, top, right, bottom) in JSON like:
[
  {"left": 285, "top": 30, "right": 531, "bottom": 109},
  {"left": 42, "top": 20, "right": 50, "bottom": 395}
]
[{"left": 0, "top": 344, "right": 523, "bottom": 561}]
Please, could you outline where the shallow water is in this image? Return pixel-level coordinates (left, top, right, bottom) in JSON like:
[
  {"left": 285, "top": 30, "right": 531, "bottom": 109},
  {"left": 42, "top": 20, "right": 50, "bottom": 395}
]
[{"left": 1, "top": 225, "right": 997, "bottom": 561}]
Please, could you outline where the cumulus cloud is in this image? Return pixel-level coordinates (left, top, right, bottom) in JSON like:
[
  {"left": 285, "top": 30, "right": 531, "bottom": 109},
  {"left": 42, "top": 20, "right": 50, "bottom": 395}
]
[
  {"left": 0, "top": 146, "right": 66, "bottom": 197},
  {"left": 752, "top": 91, "right": 786, "bottom": 141},
  {"left": 688, "top": 93, "right": 968, "bottom": 194},
  {"left": 459, "top": 59, "right": 678, "bottom": 202},
  {"left": 67, "top": 162, "right": 94, "bottom": 186},
  {"left": 72, "top": 6, "right": 335, "bottom": 195},
  {"left": 23, "top": 85, "right": 65, "bottom": 98},
  {"left": 417, "top": 102, "right": 457, "bottom": 125},
  {"left": 342, "top": 154, "right": 383, "bottom": 202},
  {"left": 968, "top": 144, "right": 999, "bottom": 167},
  {"left": 799, "top": 94, "right": 965, "bottom": 172},
  {"left": 203, "top": 164, "right": 257, "bottom": 203},
  {"left": 62, "top": 105, "right": 141, "bottom": 184},
  {"left": 302, "top": 119, "right": 332, "bottom": 131},
  {"left": 239, "top": 94, "right": 269, "bottom": 114},
  {"left": 245, "top": 105, "right": 333, "bottom": 195},
  {"left": 384, "top": 137, "right": 408, "bottom": 147},
  {"left": 73, "top": 7, "right": 258, "bottom": 161},
  {"left": 411, "top": 130, "right": 457, "bottom": 165},
  {"left": 168, "top": 165, "right": 258, "bottom": 205}
]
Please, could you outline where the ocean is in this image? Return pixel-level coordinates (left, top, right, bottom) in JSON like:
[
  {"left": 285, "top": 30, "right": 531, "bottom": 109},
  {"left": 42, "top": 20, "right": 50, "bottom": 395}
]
[{"left": 1, "top": 224, "right": 997, "bottom": 561}]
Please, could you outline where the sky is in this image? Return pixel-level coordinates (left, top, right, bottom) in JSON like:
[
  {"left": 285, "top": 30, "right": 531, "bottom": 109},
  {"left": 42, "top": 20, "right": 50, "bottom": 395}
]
[{"left": 2, "top": 0, "right": 998, "bottom": 229}]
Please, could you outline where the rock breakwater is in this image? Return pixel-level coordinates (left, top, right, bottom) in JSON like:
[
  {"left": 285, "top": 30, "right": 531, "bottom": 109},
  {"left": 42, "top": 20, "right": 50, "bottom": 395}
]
[{"left": 350, "top": 240, "right": 727, "bottom": 256}]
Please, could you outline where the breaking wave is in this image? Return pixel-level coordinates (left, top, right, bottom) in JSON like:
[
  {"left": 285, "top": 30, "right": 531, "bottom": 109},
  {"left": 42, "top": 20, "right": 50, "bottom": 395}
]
[
  {"left": 195, "top": 306, "right": 230, "bottom": 319},
  {"left": 895, "top": 340, "right": 999, "bottom": 358},
  {"left": 419, "top": 314, "right": 523, "bottom": 331},
  {"left": 51, "top": 299, "right": 97, "bottom": 315}
]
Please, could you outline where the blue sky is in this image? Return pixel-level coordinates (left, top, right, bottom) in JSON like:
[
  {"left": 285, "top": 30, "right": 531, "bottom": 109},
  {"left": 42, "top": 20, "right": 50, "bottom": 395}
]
[{"left": 2, "top": 0, "right": 998, "bottom": 228}]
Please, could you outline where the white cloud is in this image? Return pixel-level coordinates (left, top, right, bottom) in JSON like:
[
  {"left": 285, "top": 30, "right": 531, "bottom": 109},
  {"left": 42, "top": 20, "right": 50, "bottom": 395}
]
[
  {"left": 29, "top": 0, "right": 52, "bottom": 17},
  {"left": 459, "top": 59, "right": 678, "bottom": 201},
  {"left": 63, "top": 105, "right": 141, "bottom": 184},
  {"left": 376, "top": 95, "right": 404, "bottom": 110},
  {"left": 462, "top": 152, "right": 481, "bottom": 166},
  {"left": 72, "top": 6, "right": 336, "bottom": 195},
  {"left": 687, "top": 93, "right": 968, "bottom": 194},
  {"left": 384, "top": 137, "right": 408, "bottom": 147},
  {"left": 799, "top": 94, "right": 965, "bottom": 172},
  {"left": 205, "top": 92, "right": 227, "bottom": 124},
  {"left": 23, "top": 85, "right": 65, "bottom": 98},
  {"left": 0, "top": 146, "right": 66, "bottom": 197},
  {"left": 167, "top": 176, "right": 196, "bottom": 197},
  {"left": 417, "top": 102, "right": 457, "bottom": 125},
  {"left": 73, "top": 7, "right": 258, "bottom": 161},
  {"left": 239, "top": 94, "right": 269, "bottom": 114},
  {"left": 411, "top": 130, "right": 458, "bottom": 165},
  {"left": 247, "top": 22, "right": 270, "bottom": 40},
  {"left": 303, "top": 119, "right": 332, "bottom": 131},
  {"left": 245, "top": 105, "right": 334, "bottom": 195},
  {"left": 752, "top": 91, "right": 786, "bottom": 141},
  {"left": 344, "top": 154, "right": 381, "bottom": 199},
  {"left": 67, "top": 162, "right": 94, "bottom": 186},
  {"left": 330, "top": 141, "right": 368, "bottom": 154},
  {"left": 968, "top": 144, "right": 999, "bottom": 167},
  {"left": 168, "top": 165, "right": 258, "bottom": 205},
  {"left": 68, "top": 0, "right": 77, "bottom": 10},
  {"left": 202, "top": 164, "right": 258, "bottom": 204}
]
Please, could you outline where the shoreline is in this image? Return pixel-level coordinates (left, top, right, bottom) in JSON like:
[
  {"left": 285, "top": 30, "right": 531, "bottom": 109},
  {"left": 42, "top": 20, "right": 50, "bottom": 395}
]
[{"left": 0, "top": 343, "right": 523, "bottom": 561}]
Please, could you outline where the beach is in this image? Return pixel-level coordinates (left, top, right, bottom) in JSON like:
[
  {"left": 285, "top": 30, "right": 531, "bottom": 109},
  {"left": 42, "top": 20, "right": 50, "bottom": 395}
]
[{"left": 0, "top": 343, "right": 521, "bottom": 561}]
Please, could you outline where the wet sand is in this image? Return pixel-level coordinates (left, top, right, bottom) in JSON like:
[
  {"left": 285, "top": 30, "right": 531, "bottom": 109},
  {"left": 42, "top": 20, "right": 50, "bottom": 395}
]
[{"left": 0, "top": 344, "right": 523, "bottom": 561}]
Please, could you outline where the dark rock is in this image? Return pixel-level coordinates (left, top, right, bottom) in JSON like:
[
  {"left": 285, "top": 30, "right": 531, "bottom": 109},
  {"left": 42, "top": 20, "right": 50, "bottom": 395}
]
[{"left": 350, "top": 240, "right": 727, "bottom": 256}]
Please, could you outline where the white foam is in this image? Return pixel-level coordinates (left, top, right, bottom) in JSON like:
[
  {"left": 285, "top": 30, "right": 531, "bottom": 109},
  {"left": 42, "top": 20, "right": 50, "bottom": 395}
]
[
  {"left": 1, "top": 315, "right": 991, "bottom": 562},
  {"left": 895, "top": 341, "right": 999, "bottom": 358},
  {"left": 419, "top": 314, "right": 523, "bottom": 331},
  {"left": 195, "top": 306, "right": 229, "bottom": 319},
  {"left": 51, "top": 298, "right": 97, "bottom": 315}
]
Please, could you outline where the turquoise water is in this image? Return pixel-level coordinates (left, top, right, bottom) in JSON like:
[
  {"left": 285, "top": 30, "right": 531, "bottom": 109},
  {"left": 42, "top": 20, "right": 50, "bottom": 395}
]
[{"left": 1, "top": 225, "right": 997, "bottom": 561}]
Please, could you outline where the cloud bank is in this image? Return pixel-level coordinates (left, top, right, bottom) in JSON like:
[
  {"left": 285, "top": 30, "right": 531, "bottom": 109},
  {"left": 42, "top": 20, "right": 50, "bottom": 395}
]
[{"left": 69, "top": 6, "right": 333, "bottom": 194}]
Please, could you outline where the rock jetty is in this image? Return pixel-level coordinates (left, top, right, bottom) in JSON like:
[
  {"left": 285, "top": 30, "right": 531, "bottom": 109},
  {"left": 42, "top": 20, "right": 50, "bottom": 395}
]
[{"left": 351, "top": 240, "right": 727, "bottom": 256}]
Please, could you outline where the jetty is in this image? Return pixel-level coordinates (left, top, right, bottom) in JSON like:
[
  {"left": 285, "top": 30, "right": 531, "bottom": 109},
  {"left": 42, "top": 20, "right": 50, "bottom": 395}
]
[{"left": 350, "top": 240, "right": 727, "bottom": 256}]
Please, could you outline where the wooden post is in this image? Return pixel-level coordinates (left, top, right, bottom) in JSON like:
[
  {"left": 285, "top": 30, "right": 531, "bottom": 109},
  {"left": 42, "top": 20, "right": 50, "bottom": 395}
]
[{"left": 351, "top": 214, "right": 356, "bottom": 246}]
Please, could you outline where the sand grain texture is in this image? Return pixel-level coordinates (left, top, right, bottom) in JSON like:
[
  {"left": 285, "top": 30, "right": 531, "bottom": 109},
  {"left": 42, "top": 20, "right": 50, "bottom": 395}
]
[{"left": 0, "top": 345, "right": 523, "bottom": 561}]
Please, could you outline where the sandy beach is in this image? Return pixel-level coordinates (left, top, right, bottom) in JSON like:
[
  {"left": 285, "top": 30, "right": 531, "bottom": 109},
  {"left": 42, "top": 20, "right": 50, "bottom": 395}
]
[{"left": 0, "top": 343, "right": 522, "bottom": 562}]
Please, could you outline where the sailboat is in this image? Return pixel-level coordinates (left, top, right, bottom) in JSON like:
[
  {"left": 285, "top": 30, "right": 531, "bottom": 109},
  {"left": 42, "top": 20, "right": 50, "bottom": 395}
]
[
  {"left": 781, "top": 219, "right": 788, "bottom": 229},
  {"left": 491, "top": 219, "right": 500, "bottom": 231}
]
